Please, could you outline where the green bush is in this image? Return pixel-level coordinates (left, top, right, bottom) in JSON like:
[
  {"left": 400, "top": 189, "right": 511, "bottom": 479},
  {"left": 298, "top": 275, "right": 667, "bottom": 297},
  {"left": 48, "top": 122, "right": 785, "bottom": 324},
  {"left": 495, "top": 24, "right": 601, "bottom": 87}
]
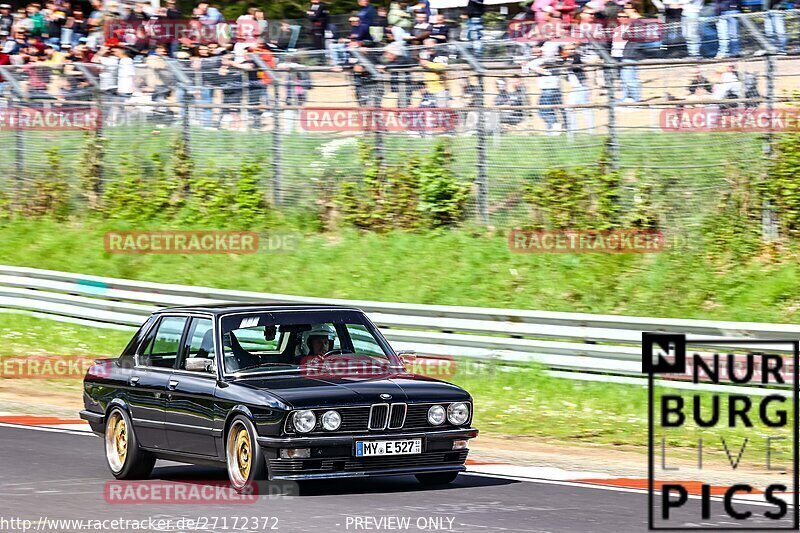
[
  {"left": 766, "top": 131, "right": 800, "bottom": 237},
  {"left": 415, "top": 143, "right": 469, "bottom": 228},
  {"left": 702, "top": 167, "right": 762, "bottom": 260},
  {"left": 25, "top": 147, "right": 70, "bottom": 220},
  {"left": 335, "top": 140, "right": 467, "bottom": 231},
  {"left": 78, "top": 131, "right": 104, "bottom": 211}
]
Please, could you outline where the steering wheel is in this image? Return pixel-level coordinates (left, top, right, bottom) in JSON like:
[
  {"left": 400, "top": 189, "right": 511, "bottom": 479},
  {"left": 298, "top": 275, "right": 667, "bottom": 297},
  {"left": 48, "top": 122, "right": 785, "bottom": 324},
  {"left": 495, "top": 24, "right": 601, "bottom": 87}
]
[{"left": 322, "top": 349, "right": 346, "bottom": 358}]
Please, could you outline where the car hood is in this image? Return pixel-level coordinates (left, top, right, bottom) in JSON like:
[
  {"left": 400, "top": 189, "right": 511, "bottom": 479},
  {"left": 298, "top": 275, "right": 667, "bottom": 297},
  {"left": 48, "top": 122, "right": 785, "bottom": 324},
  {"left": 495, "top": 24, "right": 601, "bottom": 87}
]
[{"left": 231, "top": 372, "right": 471, "bottom": 409}]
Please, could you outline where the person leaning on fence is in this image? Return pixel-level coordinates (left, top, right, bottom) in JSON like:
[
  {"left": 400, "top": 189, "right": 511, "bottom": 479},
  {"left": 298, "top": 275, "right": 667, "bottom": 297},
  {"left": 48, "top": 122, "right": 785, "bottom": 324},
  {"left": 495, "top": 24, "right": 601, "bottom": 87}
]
[
  {"left": 418, "top": 41, "right": 449, "bottom": 109},
  {"left": 345, "top": 41, "right": 383, "bottom": 107},
  {"left": 525, "top": 46, "right": 566, "bottom": 136},
  {"left": 378, "top": 42, "right": 415, "bottom": 107}
]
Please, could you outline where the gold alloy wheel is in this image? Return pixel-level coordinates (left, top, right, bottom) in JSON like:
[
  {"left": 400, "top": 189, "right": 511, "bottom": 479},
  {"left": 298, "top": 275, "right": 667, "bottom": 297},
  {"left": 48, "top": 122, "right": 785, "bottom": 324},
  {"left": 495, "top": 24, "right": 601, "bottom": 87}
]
[
  {"left": 105, "top": 411, "right": 128, "bottom": 473},
  {"left": 226, "top": 421, "right": 253, "bottom": 488}
]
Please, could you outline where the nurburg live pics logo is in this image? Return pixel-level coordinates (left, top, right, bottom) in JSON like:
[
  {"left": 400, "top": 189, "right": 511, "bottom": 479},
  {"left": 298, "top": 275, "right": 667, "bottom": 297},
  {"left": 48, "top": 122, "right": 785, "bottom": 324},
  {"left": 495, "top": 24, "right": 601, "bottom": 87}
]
[{"left": 643, "top": 332, "right": 799, "bottom": 530}]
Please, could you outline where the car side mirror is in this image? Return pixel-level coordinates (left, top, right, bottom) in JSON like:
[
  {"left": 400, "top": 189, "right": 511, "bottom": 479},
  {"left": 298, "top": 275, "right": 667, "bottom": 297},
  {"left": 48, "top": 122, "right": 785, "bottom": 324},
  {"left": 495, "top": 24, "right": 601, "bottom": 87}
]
[
  {"left": 185, "top": 357, "right": 215, "bottom": 373},
  {"left": 397, "top": 350, "right": 416, "bottom": 367}
]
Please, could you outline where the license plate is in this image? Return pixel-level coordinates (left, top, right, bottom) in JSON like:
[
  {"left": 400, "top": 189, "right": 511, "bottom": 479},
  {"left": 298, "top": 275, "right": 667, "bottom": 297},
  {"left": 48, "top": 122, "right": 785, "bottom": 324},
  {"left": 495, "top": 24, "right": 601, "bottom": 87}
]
[{"left": 355, "top": 439, "right": 422, "bottom": 457}]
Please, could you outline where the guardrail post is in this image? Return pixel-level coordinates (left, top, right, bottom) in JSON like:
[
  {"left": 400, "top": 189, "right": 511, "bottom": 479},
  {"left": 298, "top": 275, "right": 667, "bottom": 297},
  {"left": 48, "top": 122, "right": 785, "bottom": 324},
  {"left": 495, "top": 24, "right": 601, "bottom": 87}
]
[{"left": 457, "top": 43, "right": 488, "bottom": 224}]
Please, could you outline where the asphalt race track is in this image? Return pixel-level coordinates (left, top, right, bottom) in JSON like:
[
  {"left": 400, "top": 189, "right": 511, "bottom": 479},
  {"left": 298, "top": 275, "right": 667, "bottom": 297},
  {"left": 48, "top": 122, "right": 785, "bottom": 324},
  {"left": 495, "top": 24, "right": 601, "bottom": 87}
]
[{"left": 0, "top": 424, "right": 784, "bottom": 533}]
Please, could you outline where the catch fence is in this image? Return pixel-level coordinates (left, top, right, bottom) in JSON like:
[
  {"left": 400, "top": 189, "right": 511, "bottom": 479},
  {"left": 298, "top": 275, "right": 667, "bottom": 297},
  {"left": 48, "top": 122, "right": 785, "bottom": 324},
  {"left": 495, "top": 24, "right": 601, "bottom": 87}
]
[{"left": 1, "top": 11, "right": 799, "bottom": 231}]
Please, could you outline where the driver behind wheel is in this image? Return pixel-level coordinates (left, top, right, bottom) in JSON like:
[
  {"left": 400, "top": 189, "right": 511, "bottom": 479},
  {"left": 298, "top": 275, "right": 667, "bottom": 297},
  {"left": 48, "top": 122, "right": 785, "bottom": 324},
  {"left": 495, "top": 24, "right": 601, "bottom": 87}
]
[{"left": 302, "top": 323, "right": 336, "bottom": 356}]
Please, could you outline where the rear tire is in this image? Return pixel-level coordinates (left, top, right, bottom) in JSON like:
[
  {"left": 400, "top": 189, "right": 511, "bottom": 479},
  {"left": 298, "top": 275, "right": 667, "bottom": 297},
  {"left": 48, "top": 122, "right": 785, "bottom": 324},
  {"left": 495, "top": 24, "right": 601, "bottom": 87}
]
[
  {"left": 105, "top": 407, "right": 156, "bottom": 480},
  {"left": 415, "top": 471, "right": 459, "bottom": 486},
  {"left": 225, "top": 415, "right": 266, "bottom": 493}
]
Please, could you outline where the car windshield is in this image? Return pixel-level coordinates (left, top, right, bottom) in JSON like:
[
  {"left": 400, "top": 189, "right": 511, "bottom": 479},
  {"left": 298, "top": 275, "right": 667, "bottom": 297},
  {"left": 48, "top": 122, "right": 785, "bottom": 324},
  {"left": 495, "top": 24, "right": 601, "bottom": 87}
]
[{"left": 219, "top": 310, "right": 399, "bottom": 375}]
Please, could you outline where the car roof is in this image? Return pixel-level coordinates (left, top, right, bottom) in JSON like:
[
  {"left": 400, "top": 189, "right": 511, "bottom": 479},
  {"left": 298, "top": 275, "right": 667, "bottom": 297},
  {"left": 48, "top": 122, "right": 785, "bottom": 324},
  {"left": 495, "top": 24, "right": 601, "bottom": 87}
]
[{"left": 154, "top": 302, "right": 363, "bottom": 316}]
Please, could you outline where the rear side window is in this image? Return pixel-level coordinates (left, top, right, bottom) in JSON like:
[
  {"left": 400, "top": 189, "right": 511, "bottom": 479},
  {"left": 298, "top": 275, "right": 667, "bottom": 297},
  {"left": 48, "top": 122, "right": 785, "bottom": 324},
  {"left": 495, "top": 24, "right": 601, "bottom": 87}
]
[{"left": 139, "top": 316, "right": 187, "bottom": 369}]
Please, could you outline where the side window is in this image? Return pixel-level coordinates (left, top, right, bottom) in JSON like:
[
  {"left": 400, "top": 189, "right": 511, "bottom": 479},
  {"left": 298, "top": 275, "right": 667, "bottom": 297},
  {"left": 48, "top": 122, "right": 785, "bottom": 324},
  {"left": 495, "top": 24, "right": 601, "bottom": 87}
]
[
  {"left": 179, "top": 318, "right": 215, "bottom": 372},
  {"left": 346, "top": 324, "right": 386, "bottom": 356},
  {"left": 140, "top": 316, "right": 187, "bottom": 369}
]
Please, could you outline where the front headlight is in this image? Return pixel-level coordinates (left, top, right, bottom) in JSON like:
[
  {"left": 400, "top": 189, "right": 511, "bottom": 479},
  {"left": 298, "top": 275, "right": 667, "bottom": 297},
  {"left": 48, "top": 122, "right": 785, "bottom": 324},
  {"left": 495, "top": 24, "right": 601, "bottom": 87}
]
[
  {"left": 321, "top": 410, "right": 341, "bottom": 431},
  {"left": 292, "top": 410, "right": 316, "bottom": 433},
  {"left": 428, "top": 404, "right": 446, "bottom": 425},
  {"left": 447, "top": 402, "right": 470, "bottom": 425}
]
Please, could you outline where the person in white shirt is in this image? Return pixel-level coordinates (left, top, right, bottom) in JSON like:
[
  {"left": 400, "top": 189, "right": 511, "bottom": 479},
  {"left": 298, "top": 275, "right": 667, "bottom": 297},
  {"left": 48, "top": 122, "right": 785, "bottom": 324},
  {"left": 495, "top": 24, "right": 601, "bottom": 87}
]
[
  {"left": 525, "top": 47, "right": 565, "bottom": 135},
  {"left": 114, "top": 46, "right": 135, "bottom": 96}
]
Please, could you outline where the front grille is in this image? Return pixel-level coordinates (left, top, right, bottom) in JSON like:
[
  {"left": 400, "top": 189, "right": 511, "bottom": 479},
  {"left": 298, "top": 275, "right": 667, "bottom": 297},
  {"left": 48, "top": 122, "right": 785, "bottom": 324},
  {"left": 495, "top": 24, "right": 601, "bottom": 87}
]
[
  {"left": 388, "top": 403, "right": 406, "bottom": 429},
  {"left": 268, "top": 450, "right": 468, "bottom": 477},
  {"left": 369, "top": 404, "right": 389, "bottom": 430}
]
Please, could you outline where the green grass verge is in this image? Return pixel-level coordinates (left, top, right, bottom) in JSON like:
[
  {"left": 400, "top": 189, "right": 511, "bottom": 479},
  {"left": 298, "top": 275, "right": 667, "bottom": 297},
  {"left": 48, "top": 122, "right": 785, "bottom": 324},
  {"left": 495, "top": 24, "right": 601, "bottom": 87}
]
[{"left": 1, "top": 219, "right": 800, "bottom": 323}]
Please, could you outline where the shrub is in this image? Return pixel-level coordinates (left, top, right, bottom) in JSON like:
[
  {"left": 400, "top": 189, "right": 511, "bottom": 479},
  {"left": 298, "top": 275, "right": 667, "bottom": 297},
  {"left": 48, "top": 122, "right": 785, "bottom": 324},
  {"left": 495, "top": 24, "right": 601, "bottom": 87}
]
[
  {"left": 766, "top": 131, "right": 800, "bottom": 237},
  {"left": 25, "top": 147, "right": 70, "bottom": 219},
  {"left": 335, "top": 140, "right": 467, "bottom": 231},
  {"left": 78, "top": 131, "right": 104, "bottom": 211},
  {"left": 415, "top": 143, "right": 469, "bottom": 227}
]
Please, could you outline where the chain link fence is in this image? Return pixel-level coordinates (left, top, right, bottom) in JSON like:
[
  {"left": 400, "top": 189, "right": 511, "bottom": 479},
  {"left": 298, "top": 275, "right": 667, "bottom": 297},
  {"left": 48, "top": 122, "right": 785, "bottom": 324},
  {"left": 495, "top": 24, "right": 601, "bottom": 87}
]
[{"left": 1, "top": 11, "right": 799, "bottom": 232}]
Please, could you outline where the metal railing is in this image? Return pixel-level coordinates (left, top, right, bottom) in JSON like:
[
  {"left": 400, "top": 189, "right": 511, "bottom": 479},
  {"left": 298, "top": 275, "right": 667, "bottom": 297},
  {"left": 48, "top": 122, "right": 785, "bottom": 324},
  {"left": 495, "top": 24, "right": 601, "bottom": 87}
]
[{"left": 1, "top": 264, "right": 797, "bottom": 388}]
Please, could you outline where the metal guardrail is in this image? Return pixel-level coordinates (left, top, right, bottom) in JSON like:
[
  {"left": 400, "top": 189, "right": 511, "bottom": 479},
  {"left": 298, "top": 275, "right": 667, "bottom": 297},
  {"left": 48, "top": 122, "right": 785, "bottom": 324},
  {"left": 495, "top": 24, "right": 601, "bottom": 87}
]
[{"left": 0, "top": 264, "right": 798, "bottom": 382}]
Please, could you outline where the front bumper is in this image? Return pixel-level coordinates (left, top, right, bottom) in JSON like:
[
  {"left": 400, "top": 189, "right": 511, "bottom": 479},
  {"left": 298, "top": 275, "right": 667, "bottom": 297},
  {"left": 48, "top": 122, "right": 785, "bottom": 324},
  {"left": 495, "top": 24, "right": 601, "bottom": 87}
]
[{"left": 257, "top": 427, "right": 478, "bottom": 481}]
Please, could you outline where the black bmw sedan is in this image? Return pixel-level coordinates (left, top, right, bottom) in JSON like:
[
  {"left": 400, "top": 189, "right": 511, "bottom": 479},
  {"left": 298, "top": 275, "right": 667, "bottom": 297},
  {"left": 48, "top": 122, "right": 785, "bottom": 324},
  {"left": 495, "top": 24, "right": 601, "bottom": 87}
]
[{"left": 80, "top": 304, "right": 478, "bottom": 491}]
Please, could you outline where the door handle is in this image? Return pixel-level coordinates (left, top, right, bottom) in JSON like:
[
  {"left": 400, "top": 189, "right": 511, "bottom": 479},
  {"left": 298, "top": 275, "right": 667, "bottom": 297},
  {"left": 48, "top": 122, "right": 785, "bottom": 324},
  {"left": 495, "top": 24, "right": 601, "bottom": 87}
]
[
  {"left": 129, "top": 376, "right": 140, "bottom": 386},
  {"left": 168, "top": 380, "right": 179, "bottom": 390}
]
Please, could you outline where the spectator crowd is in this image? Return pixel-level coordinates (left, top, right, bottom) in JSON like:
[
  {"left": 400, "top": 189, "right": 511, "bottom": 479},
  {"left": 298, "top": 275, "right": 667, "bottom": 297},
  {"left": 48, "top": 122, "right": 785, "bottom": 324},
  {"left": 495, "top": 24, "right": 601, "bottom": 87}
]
[{"left": 0, "top": 0, "right": 791, "bottom": 134}]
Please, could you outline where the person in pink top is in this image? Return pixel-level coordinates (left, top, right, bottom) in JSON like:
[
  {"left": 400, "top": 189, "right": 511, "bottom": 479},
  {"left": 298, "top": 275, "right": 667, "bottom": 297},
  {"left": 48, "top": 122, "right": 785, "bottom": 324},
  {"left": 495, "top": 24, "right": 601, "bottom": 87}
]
[{"left": 532, "top": 0, "right": 555, "bottom": 23}]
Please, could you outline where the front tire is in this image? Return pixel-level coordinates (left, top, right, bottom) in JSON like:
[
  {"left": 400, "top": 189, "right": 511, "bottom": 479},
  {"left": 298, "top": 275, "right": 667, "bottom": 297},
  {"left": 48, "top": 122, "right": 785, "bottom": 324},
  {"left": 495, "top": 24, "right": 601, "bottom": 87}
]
[
  {"left": 225, "top": 415, "right": 266, "bottom": 493},
  {"left": 415, "top": 471, "right": 459, "bottom": 486},
  {"left": 104, "top": 407, "right": 156, "bottom": 479}
]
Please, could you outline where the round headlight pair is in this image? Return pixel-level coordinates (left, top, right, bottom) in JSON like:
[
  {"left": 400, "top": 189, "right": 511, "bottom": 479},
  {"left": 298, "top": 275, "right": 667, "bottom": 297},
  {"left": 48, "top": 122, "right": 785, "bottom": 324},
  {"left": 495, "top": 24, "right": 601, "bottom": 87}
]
[
  {"left": 292, "top": 410, "right": 341, "bottom": 433},
  {"left": 427, "top": 402, "right": 470, "bottom": 426}
]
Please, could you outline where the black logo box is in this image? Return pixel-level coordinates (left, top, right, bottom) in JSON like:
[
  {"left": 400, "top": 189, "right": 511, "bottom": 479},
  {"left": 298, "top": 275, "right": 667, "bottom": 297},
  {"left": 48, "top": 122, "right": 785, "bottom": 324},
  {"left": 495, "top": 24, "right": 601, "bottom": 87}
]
[{"left": 644, "top": 333, "right": 800, "bottom": 531}]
